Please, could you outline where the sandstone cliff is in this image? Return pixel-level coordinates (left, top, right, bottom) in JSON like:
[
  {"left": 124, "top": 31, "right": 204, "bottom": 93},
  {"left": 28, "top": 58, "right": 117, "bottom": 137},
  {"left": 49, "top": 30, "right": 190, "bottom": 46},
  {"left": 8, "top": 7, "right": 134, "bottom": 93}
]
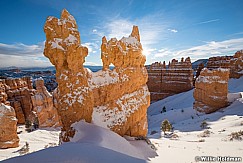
[
  {"left": 31, "top": 78, "right": 61, "bottom": 128},
  {"left": 44, "top": 9, "right": 94, "bottom": 141},
  {"left": 43, "top": 9, "right": 150, "bottom": 141},
  {"left": 147, "top": 57, "right": 193, "bottom": 101},
  {"left": 193, "top": 68, "right": 229, "bottom": 113},
  {"left": 207, "top": 50, "right": 243, "bottom": 78},
  {"left": 5, "top": 77, "right": 35, "bottom": 124},
  {"left": 91, "top": 26, "right": 149, "bottom": 137},
  {"left": 0, "top": 80, "right": 19, "bottom": 149}
]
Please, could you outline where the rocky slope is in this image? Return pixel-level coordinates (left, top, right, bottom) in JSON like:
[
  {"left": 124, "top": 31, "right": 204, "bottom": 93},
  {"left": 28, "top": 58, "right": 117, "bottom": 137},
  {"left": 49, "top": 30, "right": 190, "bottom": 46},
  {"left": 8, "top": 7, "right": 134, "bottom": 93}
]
[{"left": 147, "top": 57, "right": 193, "bottom": 101}]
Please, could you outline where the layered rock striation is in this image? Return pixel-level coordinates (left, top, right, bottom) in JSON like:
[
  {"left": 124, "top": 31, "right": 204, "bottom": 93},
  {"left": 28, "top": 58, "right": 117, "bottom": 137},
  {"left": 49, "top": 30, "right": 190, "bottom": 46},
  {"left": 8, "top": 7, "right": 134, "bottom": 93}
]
[
  {"left": 147, "top": 57, "right": 193, "bottom": 101},
  {"left": 43, "top": 9, "right": 150, "bottom": 141},
  {"left": 207, "top": 50, "right": 243, "bottom": 78},
  {"left": 193, "top": 68, "right": 230, "bottom": 113}
]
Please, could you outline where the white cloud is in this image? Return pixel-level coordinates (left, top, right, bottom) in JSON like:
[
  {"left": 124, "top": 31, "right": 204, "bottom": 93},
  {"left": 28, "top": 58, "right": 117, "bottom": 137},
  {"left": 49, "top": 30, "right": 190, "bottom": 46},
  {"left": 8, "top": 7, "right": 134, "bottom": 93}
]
[
  {"left": 0, "top": 42, "right": 52, "bottom": 68},
  {"left": 168, "top": 29, "right": 178, "bottom": 33},
  {"left": 196, "top": 19, "right": 220, "bottom": 25},
  {"left": 148, "top": 37, "right": 243, "bottom": 63},
  {"left": 82, "top": 42, "right": 99, "bottom": 53},
  {"left": 104, "top": 14, "right": 169, "bottom": 47},
  {"left": 84, "top": 61, "right": 100, "bottom": 66}
]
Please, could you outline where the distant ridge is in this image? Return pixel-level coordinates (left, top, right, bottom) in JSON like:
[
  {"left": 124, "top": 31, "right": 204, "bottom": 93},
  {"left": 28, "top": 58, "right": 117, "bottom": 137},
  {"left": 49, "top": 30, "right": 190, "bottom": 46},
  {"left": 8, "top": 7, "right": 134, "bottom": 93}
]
[{"left": 192, "top": 59, "right": 208, "bottom": 69}]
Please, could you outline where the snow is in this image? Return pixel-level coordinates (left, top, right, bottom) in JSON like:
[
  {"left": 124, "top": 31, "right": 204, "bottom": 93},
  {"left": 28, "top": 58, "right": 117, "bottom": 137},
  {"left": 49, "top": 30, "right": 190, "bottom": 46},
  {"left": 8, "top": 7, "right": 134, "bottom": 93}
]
[
  {"left": 0, "top": 126, "right": 60, "bottom": 161},
  {"left": 92, "top": 86, "right": 149, "bottom": 128},
  {"left": 49, "top": 38, "right": 64, "bottom": 50},
  {"left": 90, "top": 70, "right": 119, "bottom": 88},
  {"left": 121, "top": 36, "right": 140, "bottom": 48},
  {"left": 64, "top": 34, "right": 78, "bottom": 45},
  {"left": 1, "top": 76, "right": 243, "bottom": 163},
  {"left": 147, "top": 76, "right": 243, "bottom": 163},
  {"left": 2, "top": 122, "right": 156, "bottom": 163}
]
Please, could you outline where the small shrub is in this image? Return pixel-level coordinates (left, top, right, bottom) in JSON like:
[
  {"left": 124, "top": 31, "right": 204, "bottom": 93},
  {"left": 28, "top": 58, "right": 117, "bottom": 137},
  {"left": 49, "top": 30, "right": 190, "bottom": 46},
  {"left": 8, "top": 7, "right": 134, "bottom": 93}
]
[
  {"left": 161, "top": 119, "right": 172, "bottom": 135},
  {"left": 200, "top": 120, "right": 208, "bottom": 129},
  {"left": 25, "top": 120, "right": 32, "bottom": 129},
  {"left": 229, "top": 131, "right": 243, "bottom": 141},
  {"left": 198, "top": 130, "right": 211, "bottom": 137},
  {"left": 198, "top": 139, "right": 205, "bottom": 142},
  {"left": 18, "top": 142, "right": 30, "bottom": 155}
]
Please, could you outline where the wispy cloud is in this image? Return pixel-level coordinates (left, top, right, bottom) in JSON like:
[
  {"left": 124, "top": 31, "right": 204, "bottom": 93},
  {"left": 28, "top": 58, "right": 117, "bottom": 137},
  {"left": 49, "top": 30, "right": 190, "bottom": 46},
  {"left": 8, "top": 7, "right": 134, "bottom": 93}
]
[
  {"left": 0, "top": 42, "right": 52, "bottom": 67},
  {"left": 81, "top": 42, "right": 99, "bottom": 54},
  {"left": 168, "top": 29, "right": 178, "bottom": 33},
  {"left": 196, "top": 19, "right": 220, "bottom": 25},
  {"left": 149, "top": 37, "right": 243, "bottom": 63},
  {"left": 0, "top": 42, "right": 44, "bottom": 57}
]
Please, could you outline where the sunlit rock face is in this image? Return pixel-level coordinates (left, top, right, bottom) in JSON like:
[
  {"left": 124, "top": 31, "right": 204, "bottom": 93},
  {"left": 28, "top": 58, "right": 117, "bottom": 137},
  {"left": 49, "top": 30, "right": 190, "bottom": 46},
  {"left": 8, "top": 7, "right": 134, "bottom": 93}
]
[
  {"left": 4, "top": 77, "right": 36, "bottom": 124},
  {"left": 0, "top": 80, "right": 19, "bottom": 149},
  {"left": 91, "top": 26, "right": 149, "bottom": 137},
  {"left": 31, "top": 78, "right": 61, "bottom": 128},
  {"left": 44, "top": 9, "right": 150, "bottom": 141},
  {"left": 207, "top": 50, "right": 243, "bottom": 78},
  {"left": 44, "top": 9, "right": 94, "bottom": 141},
  {"left": 193, "top": 68, "right": 229, "bottom": 113},
  {"left": 147, "top": 57, "right": 193, "bottom": 101}
]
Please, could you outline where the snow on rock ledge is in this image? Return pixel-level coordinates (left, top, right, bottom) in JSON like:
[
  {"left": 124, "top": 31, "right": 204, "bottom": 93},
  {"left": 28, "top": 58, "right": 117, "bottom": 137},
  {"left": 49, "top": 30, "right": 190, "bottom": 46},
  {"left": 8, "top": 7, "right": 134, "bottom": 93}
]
[
  {"left": 193, "top": 68, "right": 230, "bottom": 113},
  {"left": 43, "top": 9, "right": 150, "bottom": 141}
]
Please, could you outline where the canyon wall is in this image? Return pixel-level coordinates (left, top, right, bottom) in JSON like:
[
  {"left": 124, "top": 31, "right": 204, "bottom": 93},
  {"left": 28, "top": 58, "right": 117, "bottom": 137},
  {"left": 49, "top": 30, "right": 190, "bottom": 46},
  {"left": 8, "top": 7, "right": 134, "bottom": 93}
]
[
  {"left": 207, "top": 50, "right": 243, "bottom": 78},
  {"left": 1, "top": 77, "right": 60, "bottom": 129},
  {"left": 147, "top": 57, "right": 193, "bottom": 101},
  {"left": 193, "top": 68, "right": 229, "bottom": 113},
  {"left": 5, "top": 77, "right": 35, "bottom": 124},
  {"left": 31, "top": 78, "right": 61, "bottom": 128},
  {"left": 0, "top": 79, "right": 19, "bottom": 149},
  {"left": 43, "top": 9, "right": 150, "bottom": 141}
]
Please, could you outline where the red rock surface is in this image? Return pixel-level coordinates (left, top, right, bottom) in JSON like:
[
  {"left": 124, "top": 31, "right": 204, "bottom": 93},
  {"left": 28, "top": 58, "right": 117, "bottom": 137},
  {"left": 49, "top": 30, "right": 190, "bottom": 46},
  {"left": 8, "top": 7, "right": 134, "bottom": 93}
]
[
  {"left": 44, "top": 9, "right": 94, "bottom": 141},
  {"left": 43, "top": 9, "right": 150, "bottom": 141},
  {"left": 31, "top": 78, "right": 61, "bottom": 128},
  {"left": 147, "top": 57, "right": 193, "bottom": 101},
  {"left": 0, "top": 103, "right": 19, "bottom": 149},
  {"left": 207, "top": 50, "right": 243, "bottom": 78},
  {"left": 5, "top": 77, "right": 36, "bottom": 124},
  {"left": 193, "top": 68, "right": 229, "bottom": 113}
]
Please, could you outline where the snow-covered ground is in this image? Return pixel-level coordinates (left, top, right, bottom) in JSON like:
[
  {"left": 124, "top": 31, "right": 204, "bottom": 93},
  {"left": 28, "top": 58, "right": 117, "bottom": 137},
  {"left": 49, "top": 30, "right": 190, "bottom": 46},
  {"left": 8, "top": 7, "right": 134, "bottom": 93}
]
[{"left": 1, "top": 77, "right": 243, "bottom": 163}]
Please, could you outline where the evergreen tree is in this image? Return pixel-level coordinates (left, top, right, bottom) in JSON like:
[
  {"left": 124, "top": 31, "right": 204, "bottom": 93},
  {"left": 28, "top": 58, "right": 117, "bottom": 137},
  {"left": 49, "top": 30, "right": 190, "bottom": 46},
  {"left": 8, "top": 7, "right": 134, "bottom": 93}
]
[{"left": 161, "top": 119, "right": 172, "bottom": 135}]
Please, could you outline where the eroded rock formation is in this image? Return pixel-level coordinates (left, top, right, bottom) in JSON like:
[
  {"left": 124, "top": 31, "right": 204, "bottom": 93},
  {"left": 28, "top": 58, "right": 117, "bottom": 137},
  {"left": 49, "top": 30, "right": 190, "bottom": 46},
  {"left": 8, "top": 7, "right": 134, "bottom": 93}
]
[
  {"left": 5, "top": 77, "right": 36, "bottom": 124},
  {"left": 44, "top": 9, "right": 94, "bottom": 141},
  {"left": 207, "top": 50, "right": 243, "bottom": 78},
  {"left": 31, "top": 78, "right": 61, "bottom": 128},
  {"left": 91, "top": 26, "right": 149, "bottom": 137},
  {"left": 147, "top": 57, "right": 193, "bottom": 101},
  {"left": 193, "top": 68, "right": 229, "bottom": 113},
  {"left": 0, "top": 80, "right": 19, "bottom": 149},
  {"left": 43, "top": 9, "right": 150, "bottom": 141}
]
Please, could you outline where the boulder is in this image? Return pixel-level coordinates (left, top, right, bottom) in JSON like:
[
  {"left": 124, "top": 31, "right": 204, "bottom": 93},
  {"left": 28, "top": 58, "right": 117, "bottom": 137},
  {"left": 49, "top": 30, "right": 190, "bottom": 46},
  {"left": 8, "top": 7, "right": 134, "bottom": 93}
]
[
  {"left": 0, "top": 103, "right": 19, "bottom": 149},
  {"left": 193, "top": 68, "right": 230, "bottom": 113}
]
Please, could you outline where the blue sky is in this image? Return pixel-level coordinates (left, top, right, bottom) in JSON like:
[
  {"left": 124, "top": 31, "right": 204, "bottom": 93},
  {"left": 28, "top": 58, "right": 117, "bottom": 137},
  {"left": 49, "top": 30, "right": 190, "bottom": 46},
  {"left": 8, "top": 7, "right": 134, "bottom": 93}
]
[{"left": 0, "top": 0, "right": 243, "bottom": 67}]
